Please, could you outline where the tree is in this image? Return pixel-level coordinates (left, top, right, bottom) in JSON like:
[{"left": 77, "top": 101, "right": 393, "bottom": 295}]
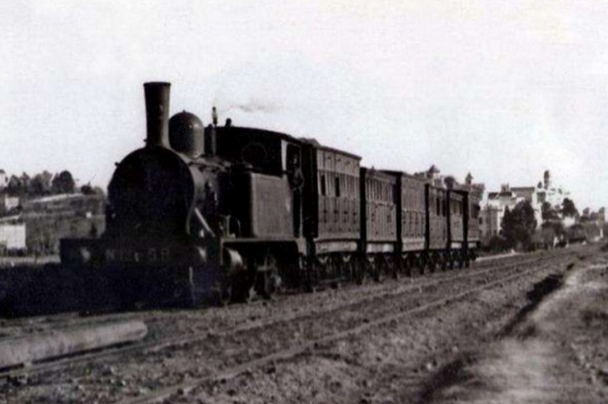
[
  {"left": 580, "top": 207, "right": 591, "bottom": 222},
  {"left": 81, "top": 184, "right": 105, "bottom": 196},
  {"left": 541, "top": 201, "right": 559, "bottom": 222},
  {"left": 562, "top": 198, "right": 578, "bottom": 218},
  {"left": 501, "top": 201, "right": 538, "bottom": 250},
  {"left": 81, "top": 184, "right": 95, "bottom": 195},
  {"left": 20, "top": 172, "right": 31, "bottom": 192},
  {"left": 52, "top": 170, "right": 76, "bottom": 194},
  {"left": 541, "top": 201, "right": 563, "bottom": 239},
  {"left": 30, "top": 171, "right": 53, "bottom": 196},
  {"left": 6, "top": 175, "right": 23, "bottom": 196}
]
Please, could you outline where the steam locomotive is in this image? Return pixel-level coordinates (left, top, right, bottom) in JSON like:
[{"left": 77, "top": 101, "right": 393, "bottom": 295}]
[{"left": 61, "top": 82, "right": 483, "bottom": 308}]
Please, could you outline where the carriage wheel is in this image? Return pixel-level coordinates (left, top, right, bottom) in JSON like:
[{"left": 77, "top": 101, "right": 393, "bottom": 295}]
[
  {"left": 426, "top": 254, "right": 434, "bottom": 274},
  {"left": 387, "top": 255, "right": 399, "bottom": 280},
  {"left": 415, "top": 255, "right": 424, "bottom": 275},
  {"left": 329, "top": 255, "right": 341, "bottom": 289},
  {"left": 232, "top": 275, "right": 255, "bottom": 303},
  {"left": 303, "top": 256, "right": 320, "bottom": 293},
  {"left": 210, "top": 275, "right": 232, "bottom": 307},
  {"left": 354, "top": 256, "right": 366, "bottom": 285},
  {"left": 232, "top": 257, "right": 256, "bottom": 303},
  {"left": 341, "top": 254, "right": 354, "bottom": 282},
  {"left": 255, "top": 253, "right": 281, "bottom": 299},
  {"left": 423, "top": 253, "right": 434, "bottom": 274},
  {"left": 440, "top": 252, "right": 448, "bottom": 271},
  {"left": 456, "top": 251, "right": 464, "bottom": 269},
  {"left": 401, "top": 255, "right": 411, "bottom": 277},
  {"left": 370, "top": 256, "right": 384, "bottom": 283}
]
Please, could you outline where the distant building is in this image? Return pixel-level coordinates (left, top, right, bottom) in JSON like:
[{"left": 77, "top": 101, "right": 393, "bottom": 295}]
[
  {"left": 0, "top": 223, "right": 26, "bottom": 253},
  {"left": 0, "top": 194, "right": 20, "bottom": 216},
  {"left": 18, "top": 193, "right": 105, "bottom": 254},
  {"left": 479, "top": 204, "right": 503, "bottom": 240},
  {"left": 480, "top": 171, "right": 571, "bottom": 244},
  {"left": 510, "top": 186, "right": 539, "bottom": 205},
  {"left": 479, "top": 184, "right": 539, "bottom": 241},
  {"left": 535, "top": 170, "right": 570, "bottom": 209}
]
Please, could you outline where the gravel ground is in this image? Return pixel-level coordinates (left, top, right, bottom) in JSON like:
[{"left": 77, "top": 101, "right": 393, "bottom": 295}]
[
  {"left": 182, "top": 248, "right": 596, "bottom": 404},
  {"left": 0, "top": 244, "right": 605, "bottom": 404}
]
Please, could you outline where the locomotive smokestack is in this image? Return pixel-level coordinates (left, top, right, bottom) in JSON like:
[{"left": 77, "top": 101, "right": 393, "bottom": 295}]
[{"left": 144, "top": 82, "right": 171, "bottom": 148}]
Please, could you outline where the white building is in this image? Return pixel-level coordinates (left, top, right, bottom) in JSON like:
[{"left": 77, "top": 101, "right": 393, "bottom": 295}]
[
  {"left": 535, "top": 170, "right": 570, "bottom": 210},
  {"left": 0, "top": 223, "right": 26, "bottom": 252},
  {"left": 479, "top": 184, "right": 538, "bottom": 241},
  {"left": 480, "top": 171, "right": 570, "bottom": 243},
  {"left": 0, "top": 194, "right": 20, "bottom": 216}
]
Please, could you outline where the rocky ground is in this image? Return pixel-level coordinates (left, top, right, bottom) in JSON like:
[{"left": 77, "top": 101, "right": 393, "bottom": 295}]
[{"left": 0, "top": 244, "right": 606, "bottom": 404}]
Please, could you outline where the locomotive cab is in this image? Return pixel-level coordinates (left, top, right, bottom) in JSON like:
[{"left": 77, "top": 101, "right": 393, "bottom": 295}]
[{"left": 213, "top": 126, "right": 306, "bottom": 239}]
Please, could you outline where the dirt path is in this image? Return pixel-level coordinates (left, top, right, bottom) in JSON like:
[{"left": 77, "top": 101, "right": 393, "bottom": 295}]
[{"left": 427, "top": 251, "right": 608, "bottom": 404}]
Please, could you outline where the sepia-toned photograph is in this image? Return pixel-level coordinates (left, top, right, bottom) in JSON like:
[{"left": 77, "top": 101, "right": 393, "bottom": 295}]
[{"left": 1, "top": 1, "right": 607, "bottom": 403}]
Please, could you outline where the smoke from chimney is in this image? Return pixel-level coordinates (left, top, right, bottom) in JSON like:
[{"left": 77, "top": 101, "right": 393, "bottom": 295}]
[{"left": 218, "top": 97, "right": 281, "bottom": 115}]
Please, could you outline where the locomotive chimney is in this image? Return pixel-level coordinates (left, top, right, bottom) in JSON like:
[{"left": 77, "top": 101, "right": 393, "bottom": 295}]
[{"left": 144, "top": 82, "right": 171, "bottom": 148}]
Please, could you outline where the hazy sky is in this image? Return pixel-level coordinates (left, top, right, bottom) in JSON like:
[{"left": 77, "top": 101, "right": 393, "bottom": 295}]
[{"left": 2, "top": 1, "right": 607, "bottom": 210}]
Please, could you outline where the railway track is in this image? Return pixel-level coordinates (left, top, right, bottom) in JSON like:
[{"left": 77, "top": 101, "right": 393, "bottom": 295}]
[
  {"left": 0, "top": 246, "right": 587, "bottom": 403},
  {"left": 0, "top": 247, "right": 557, "bottom": 337},
  {"left": 117, "top": 249, "right": 582, "bottom": 404},
  {"left": 0, "top": 251, "right": 558, "bottom": 378}
]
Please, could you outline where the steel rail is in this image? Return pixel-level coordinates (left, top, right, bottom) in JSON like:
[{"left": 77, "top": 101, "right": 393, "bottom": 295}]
[
  {"left": 0, "top": 247, "right": 582, "bottom": 384},
  {"left": 119, "top": 257, "right": 566, "bottom": 404}
]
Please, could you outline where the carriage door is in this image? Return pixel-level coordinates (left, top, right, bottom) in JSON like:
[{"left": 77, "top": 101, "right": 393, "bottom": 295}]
[{"left": 286, "top": 144, "right": 303, "bottom": 237}]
